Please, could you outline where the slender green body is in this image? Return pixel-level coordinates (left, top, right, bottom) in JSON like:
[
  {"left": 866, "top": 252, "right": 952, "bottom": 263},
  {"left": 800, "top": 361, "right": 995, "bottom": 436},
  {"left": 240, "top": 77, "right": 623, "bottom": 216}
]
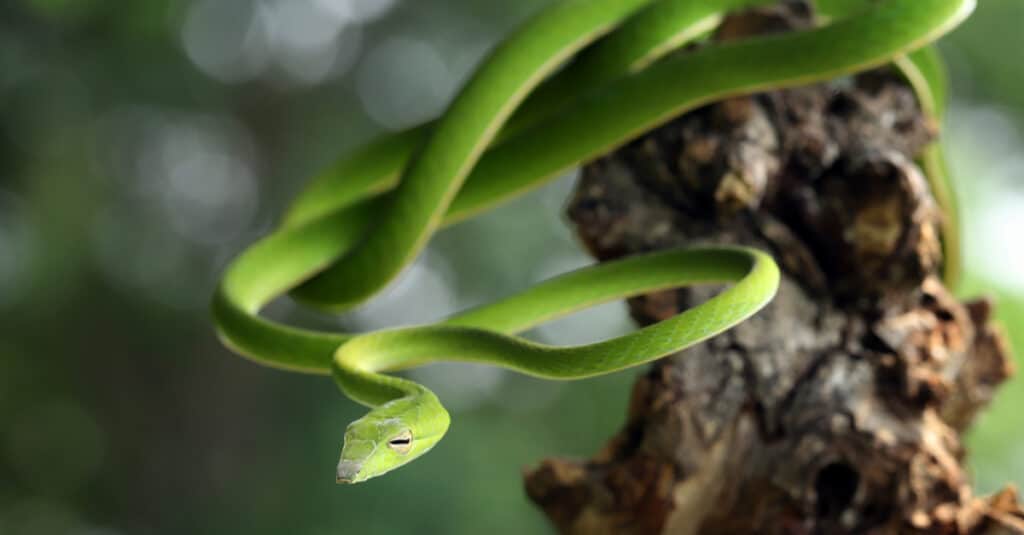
[{"left": 212, "top": 0, "right": 974, "bottom": 485}]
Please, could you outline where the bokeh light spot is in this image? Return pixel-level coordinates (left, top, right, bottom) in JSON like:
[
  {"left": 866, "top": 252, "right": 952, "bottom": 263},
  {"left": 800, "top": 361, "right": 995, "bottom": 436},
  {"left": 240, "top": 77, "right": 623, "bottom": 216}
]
[
  {"left": 313, "top": 0, "right": 396, "bottom": 24},
  {"left": 356, "top": 37, "right": 454, "bottom": 131},
  {"left": 182, "top": 0, "right": 268, "bottom": 83},
  {"left": 946, "top": 103, "right": 1024, "bottom": 294},
  {"left": 157, "top": 120, "right": 260, "bottom": 246},
  {"left": 183, "top": 0, "right": 368, "bottom": 86}
]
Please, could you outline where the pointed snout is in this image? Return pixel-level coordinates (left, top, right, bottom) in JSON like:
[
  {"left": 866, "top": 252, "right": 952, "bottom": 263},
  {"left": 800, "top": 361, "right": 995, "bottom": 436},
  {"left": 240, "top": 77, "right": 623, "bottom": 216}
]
[{"left": 336, "top": 460, "right": 363, "bottom": 484}]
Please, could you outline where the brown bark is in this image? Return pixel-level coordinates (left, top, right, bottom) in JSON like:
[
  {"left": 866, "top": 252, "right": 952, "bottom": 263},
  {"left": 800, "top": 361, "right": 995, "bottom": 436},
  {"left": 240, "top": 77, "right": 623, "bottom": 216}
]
[{"left": 523, "top": 3, "right": 1021, "bottom": 534}]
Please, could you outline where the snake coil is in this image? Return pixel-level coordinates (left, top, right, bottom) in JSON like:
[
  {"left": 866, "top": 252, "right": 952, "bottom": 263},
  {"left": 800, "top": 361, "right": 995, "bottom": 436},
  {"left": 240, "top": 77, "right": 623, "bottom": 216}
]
[{"left": 212, "top": 0, "right": 974, "bottom": 484}]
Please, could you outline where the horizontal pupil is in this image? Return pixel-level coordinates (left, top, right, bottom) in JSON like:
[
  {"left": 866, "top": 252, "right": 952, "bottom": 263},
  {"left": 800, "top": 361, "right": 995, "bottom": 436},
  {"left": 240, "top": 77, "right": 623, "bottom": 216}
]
[{"left": 390, "top": 438, "right": 411, "bottom": 445}]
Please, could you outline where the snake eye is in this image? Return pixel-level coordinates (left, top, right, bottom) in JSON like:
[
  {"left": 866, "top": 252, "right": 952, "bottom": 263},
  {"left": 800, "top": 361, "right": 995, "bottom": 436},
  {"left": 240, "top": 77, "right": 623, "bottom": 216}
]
[{"left": 387, "top": 430, "right": 413, "bottom": 454}]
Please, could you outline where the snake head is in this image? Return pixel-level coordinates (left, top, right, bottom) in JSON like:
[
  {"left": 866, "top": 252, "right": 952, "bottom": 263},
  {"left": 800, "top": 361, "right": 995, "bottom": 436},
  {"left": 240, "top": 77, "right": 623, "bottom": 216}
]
[{"left": 336, "top": 395, "right": 450, "bottom": 484}]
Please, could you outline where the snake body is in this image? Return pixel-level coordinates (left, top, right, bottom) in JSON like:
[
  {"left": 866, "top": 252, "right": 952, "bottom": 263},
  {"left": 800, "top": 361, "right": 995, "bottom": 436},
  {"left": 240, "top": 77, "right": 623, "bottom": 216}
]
[{"left": 212, "top": 0, "right": 974, "bottom": 484}]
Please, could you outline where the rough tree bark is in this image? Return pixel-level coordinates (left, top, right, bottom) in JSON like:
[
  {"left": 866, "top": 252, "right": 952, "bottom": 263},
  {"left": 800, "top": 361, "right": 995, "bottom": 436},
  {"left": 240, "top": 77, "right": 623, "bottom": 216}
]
[{"left": 523, "top": 3, "right": 1022, "bottom": 534}]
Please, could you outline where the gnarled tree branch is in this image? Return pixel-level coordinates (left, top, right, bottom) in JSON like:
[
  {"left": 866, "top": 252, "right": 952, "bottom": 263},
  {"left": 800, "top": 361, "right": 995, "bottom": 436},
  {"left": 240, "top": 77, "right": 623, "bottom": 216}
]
[{"left": 524, "top": 3, "right": 1020, "bottom": 534}]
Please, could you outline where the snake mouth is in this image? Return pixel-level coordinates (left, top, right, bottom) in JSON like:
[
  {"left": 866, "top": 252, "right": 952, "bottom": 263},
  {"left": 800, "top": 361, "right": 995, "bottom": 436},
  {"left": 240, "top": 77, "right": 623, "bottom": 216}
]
[{"left": 336, "top": 460, "right": 363, "bottom": 484}]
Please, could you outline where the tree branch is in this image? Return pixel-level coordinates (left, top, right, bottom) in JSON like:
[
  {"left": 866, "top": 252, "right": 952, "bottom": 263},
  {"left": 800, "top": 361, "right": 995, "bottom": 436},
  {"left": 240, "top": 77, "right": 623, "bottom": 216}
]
[{"left": 524, "top": 3, "right": 1021, "bottom": 533}]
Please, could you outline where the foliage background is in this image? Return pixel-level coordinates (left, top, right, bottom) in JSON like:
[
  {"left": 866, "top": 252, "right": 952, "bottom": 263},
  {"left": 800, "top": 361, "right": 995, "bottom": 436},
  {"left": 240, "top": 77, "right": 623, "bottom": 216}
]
[{"left": 0, "top": 1, "right": 1021, "bottom": 533}]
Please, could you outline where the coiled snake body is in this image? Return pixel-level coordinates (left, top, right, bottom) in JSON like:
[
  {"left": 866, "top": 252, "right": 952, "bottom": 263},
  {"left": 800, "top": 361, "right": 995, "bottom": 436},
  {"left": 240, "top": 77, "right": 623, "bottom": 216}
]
[{"left": 212, "top": 0, "right": 974, "bottom": 484}]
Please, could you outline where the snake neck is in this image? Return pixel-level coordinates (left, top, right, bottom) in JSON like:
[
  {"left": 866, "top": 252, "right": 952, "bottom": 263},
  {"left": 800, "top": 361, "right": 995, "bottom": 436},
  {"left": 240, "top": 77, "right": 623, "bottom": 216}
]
[{"left": 334, "top": 362, "right": 451, "bottom": 484}]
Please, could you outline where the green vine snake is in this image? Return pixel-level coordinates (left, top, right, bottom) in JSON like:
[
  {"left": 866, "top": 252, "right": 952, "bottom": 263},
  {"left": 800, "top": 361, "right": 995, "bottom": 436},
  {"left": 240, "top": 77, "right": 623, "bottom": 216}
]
[{"left": 212, "top": 0, "right": 974, "bottom": 484}]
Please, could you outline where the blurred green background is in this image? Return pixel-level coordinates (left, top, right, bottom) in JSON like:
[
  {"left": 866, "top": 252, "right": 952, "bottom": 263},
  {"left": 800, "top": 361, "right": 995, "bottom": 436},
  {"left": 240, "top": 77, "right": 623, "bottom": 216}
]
[{"left": 0, "top": 1, "right": 1021, "bottom": 533}]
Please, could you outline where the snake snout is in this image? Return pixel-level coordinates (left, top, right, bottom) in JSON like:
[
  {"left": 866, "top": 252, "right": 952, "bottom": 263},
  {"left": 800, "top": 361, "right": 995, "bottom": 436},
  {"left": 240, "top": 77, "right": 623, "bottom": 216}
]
[{"left": 336, "top": 460, "right": 363, "bottom": 484}]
